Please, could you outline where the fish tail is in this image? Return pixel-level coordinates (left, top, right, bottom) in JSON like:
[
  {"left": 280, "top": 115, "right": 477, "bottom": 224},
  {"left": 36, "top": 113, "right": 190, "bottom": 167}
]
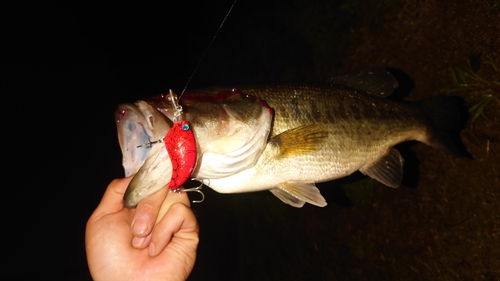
[{"left": 418, "top": 96, "right": 466, "bottom": 157}]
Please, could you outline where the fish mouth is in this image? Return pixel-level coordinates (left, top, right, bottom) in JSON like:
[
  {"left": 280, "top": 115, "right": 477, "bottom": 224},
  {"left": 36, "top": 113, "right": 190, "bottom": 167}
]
[
  {"left": 115, "top": 103, "right": 153, "bottom": 177},
  {"left": 115, "top": 101, "right": 173, "bottom": 207}
]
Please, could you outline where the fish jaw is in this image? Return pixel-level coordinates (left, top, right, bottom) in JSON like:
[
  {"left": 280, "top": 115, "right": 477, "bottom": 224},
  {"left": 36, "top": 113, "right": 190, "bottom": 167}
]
[
  {"left": 124, "top": 147, "right": 172, "bottom": 207},
  {"left": 115, "top": 101, "right": 173, "bottom": 207}
]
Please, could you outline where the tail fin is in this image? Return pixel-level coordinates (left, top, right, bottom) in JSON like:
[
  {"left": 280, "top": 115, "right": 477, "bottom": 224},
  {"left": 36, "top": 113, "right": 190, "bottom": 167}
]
[{"left": 418, "top": 96, "right": 468, "bottom": 157}]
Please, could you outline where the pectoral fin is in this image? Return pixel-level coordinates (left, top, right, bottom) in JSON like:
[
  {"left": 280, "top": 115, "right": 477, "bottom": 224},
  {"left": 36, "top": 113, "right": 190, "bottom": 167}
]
[
  {"left": 270, "top": 181, "right": 327, "bottom": 208},
  {"left": 270, "top": 124, "right": 328, "bottom": 157},
  {"left": 359, "top": 148, "right": 404, "bottom": 188}
]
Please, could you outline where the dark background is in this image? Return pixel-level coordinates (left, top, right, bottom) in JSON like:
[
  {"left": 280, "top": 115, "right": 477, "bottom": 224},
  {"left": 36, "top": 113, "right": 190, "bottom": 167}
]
[
  {"left": 3, "top": 0, "right": 499, "bottom": 280},
  {"left": 4, "top": 1, "right": 327, "bottom": 279},
  {"left": 3, "top": 1, "right": 240, "bottom": 279}
]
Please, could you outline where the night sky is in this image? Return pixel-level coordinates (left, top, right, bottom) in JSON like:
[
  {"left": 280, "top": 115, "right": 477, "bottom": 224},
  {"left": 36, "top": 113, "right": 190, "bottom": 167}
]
[{"left": 4, "top": 1, "right": 352, "bottom": 279}]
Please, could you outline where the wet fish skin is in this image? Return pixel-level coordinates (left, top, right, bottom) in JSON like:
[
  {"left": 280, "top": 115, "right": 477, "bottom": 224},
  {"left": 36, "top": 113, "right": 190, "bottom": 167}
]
[
  {"left": 117, "top": 71, "right": 462, "bottom": 208},
  {"left": 198, "top": 83, "right": 460, "bottom": 207}
]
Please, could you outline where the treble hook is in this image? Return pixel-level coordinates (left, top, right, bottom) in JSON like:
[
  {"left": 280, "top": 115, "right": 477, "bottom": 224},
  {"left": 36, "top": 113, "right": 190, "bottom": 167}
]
[{"left": 170, "top": 181, "right": 205, "bottom": 203}]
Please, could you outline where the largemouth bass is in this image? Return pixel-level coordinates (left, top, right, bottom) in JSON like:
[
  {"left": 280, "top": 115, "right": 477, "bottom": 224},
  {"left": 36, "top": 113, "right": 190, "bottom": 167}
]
[{"left": 116, "top": 69, "right": 461, "bottom": 208}]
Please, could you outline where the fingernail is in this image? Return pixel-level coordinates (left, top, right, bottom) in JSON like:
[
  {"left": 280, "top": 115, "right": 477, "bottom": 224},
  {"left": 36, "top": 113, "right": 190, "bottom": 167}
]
[
  {"left": 148, "top": 242, "right": 156, "bottom": 257},
  {"left": 132, "top": 236, "right": 146, "bottom": 248},
  {"left": 132, "top": 215, "right": 148, "bottom": 235}
]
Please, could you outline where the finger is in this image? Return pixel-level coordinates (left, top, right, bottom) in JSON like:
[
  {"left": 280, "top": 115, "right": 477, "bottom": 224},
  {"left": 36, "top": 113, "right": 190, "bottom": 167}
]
[
  {"left": 156, "top": 190, "right": 191, "bottom": 224},
  {"left": 89, "top": 177, "right": 132, "bottom": 222},
  {"left": 131, "top": 185, "right": 169, "bottom": 237},
  {"left": 131, "top": 232, "right": 152, "bottom": 249},
  {"left": 137, "top": 191, "right": 189, "bottom": 249},
  {"left": 148, "top": 202, "right": 199, "bottom": 257}
]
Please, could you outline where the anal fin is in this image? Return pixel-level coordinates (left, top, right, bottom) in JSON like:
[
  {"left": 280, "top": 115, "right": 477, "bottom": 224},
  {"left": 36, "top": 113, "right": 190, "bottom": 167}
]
[
  {"left": 359, "top": 148, "right": 404, "bottom": 188},
  {"left": 270, "top": 181, "right": 327, "bottom": 208}
]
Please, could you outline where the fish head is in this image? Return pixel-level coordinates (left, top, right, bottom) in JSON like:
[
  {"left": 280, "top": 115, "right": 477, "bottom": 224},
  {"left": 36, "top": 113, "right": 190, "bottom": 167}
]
[
  {"left": 115, "top": 90, "right": 273, "bottom": 207},
  {"left": 115, "top": 97, "right": 173, "bottom": 207}
]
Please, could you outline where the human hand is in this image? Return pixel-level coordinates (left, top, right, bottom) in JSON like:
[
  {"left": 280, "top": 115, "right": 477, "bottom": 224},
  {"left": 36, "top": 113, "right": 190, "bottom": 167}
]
[{"left": 86, "top": 177, "right": 199, "bottom": 281}]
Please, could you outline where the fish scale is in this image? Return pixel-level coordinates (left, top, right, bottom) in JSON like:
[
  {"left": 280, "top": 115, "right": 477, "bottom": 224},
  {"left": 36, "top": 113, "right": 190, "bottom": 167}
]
[{"left": 116, "top": 71, "right": 462, "bottom": 208}]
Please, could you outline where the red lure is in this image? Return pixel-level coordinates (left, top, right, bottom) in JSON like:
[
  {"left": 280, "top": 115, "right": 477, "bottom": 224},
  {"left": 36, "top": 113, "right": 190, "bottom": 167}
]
[{"left": 165, "top": 91, "right": 197, "bottom": 191}]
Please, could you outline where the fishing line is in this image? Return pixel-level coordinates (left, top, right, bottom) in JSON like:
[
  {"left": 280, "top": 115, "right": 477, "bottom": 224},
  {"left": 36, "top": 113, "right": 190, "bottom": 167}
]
[{"left": 179, "top": 0, "right": 238, "bottom": 99}]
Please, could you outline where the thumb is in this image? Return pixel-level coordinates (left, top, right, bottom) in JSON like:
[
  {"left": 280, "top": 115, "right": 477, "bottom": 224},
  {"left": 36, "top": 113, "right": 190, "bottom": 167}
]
[{"left": 90, "top": 177, "right": 132, "bottom": 221}]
